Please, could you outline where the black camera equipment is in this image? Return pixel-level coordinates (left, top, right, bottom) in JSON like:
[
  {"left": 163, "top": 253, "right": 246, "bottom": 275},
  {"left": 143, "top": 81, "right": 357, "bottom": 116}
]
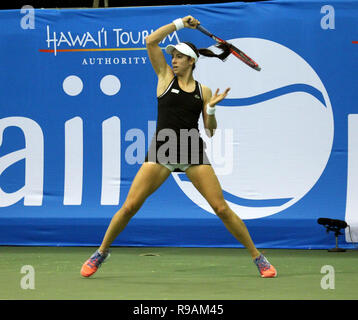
[{"left": 317, "top": 218, "right": 348, "bottom": 252}]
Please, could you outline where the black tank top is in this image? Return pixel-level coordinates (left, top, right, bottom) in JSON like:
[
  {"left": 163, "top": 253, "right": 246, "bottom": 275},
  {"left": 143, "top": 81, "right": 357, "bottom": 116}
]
[
  {"left": 146, "top": 76, "right": 210, "bottom": 165},
  {"left": 156, "top": 76, "right": 203, "bottom": 132}
]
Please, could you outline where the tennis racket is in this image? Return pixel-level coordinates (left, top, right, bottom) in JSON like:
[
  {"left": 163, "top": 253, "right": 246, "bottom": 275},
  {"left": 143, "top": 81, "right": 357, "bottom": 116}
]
[{"left": 191, "top": 21, "right": 261, "bottom": 71}]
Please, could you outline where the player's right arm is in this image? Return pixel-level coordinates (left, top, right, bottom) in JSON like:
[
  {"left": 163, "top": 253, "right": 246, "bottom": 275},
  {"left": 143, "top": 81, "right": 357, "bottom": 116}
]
[
  {"left": 145, "top": 23, "right": 175, "bottom": 96},
  {"left": 145, "top": 23, "right": 175, "bottom": 76},
  {"left": 145, "top": 16, "right": 198, "bottom": 96}
]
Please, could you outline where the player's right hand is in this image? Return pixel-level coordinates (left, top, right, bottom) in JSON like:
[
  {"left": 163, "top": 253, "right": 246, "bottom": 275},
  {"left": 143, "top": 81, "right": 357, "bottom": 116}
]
[{"left": 182, "top": 16, "right": 200, "bottom": 29}]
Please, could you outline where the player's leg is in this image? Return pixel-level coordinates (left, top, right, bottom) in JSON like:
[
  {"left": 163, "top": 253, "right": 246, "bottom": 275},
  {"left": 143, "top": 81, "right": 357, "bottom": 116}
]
[
  {"left": 185, "top": 164, "right": 277, "bottom": 278},
  {"left": 99, "top": 162, "right": 172, "bottom": 251},
  {"left": 185, "top": 164, "right": 259, "bottom": 258},
  {"left": 81, "top": 162, "right": 171, "bottom": 277}
]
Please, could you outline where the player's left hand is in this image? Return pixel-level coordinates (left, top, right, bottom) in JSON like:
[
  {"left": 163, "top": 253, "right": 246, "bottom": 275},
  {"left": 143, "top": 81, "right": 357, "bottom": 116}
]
[{"left": 209, "top": 88, "right": 230, "bottom": 107}]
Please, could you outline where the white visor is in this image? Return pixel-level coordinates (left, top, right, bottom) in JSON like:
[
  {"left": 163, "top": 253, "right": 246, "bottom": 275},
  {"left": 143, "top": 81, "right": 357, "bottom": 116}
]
[{"left": 165, "top": 42, "right": 198, "bottom": 63}]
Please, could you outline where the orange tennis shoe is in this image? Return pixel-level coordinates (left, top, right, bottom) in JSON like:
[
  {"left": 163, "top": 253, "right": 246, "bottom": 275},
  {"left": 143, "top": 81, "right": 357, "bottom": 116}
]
[
  {"left": 253, "top": 253, "right": 277, "bottom": 278},
  {"left": 81, "top": 249, "right": 109, "bottom": 277}
]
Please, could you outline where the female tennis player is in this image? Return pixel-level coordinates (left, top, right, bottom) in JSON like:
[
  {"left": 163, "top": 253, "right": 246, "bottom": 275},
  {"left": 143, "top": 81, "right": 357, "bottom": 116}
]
[{"left": 81, "top": 16, "right": 277, "bottom": 278}]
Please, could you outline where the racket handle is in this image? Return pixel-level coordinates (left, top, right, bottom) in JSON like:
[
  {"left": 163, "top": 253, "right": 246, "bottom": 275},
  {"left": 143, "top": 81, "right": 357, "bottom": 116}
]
[
  {"left": 196, "top": 24, "right": 213, "bottom": 37},
  {"left": 187, "top": 18, "right": 213, "bottom": 37}
]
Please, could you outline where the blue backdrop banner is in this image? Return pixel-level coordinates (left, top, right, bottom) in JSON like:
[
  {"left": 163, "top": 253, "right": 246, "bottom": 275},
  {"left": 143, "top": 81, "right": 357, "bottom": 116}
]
[{"left": 1, "top": 1, "right": 358, "bottom": 248}]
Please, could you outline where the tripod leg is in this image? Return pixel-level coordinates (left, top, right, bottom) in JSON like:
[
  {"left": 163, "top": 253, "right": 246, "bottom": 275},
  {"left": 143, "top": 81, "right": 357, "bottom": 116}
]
[{"left": 328, "top": 234, "right": 346, "bottom": 252}]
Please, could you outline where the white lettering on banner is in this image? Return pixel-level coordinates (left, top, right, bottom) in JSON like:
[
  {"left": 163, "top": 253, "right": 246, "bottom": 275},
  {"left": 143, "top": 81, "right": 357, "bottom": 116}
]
[
  {"left": 98, "top": 28, "right": 107, "bottom": 47},
  {"left": 57, "top": 32, "right": 72, "bottom": 47},
  {"left": 162, "top": 32, "right": 180, "bottom": 44},
  {"left": 82, "top": 32, "right": 98, "bottom": 47},
  {"left": 46, "top": 25, "right": 58, "bottom": 55},
  {"left": 0, "top": 116, "right": 234, "bottom": 207},
  {"left": 0, "top": 117, "right": 43, "bottom": 207},
  {"left": 101, "top": 117, "right": 121, "bottom": 205},
  {"left": 45, "top": 25, "right": 179, "bottom": 56},
  {"left": 320, "top": 5, "right": 335, "bottom": 30},
  {"left": 66, "top": 32, "right": 86, "bottom": 47},
  {"left": 64, "top": 117, "right": 83, "bottom": 205},
  {"left": 0, "top": 116, "right": 125, "bottom": 207},
  {"left": 113, "top": 28, "right": 179, "bottom": 47},
  {"left": 82, "top": 57, "right": 147, "bottom": 66},
  {"left": 46, "top": 26, "right": 108, "bottom": 55},
  {"left": 345, "top": 114, "right": 358, "bottom": 243}
]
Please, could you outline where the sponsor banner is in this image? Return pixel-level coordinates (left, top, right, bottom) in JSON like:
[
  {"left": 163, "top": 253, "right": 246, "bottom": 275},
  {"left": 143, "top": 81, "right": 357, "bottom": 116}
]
[{"left": 1, "top": 1, "right": 358, "bottom": 248}]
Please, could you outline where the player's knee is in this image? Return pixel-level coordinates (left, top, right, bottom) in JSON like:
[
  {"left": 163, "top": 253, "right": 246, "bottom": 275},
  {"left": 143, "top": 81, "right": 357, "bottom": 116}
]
[
  {"left": 212, "top": 202, "right": 230, "bottom": 220},
  {"left": 122, "top": 199, "right": 142, "bottom": 218}
]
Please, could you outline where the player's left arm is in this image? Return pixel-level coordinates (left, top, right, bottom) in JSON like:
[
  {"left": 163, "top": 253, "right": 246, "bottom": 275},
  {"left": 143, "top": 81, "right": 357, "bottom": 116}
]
[{"left": 202, "top": 85, "right": 230, "bottom": 137}]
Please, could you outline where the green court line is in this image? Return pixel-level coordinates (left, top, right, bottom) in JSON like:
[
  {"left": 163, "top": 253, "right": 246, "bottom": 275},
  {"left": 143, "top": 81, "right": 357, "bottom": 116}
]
[{"left": 0, "top": 247, "right": 357, "bottom": 300}]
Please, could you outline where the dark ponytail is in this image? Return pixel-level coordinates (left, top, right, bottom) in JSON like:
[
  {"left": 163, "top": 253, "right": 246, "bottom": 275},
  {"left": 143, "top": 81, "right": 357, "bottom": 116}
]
[
  {"left": 183, "top": 42, "right": 231, "bottom": 70},
  {"left": 198, "top": 43, "right": 231, "bottom": 61}
]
